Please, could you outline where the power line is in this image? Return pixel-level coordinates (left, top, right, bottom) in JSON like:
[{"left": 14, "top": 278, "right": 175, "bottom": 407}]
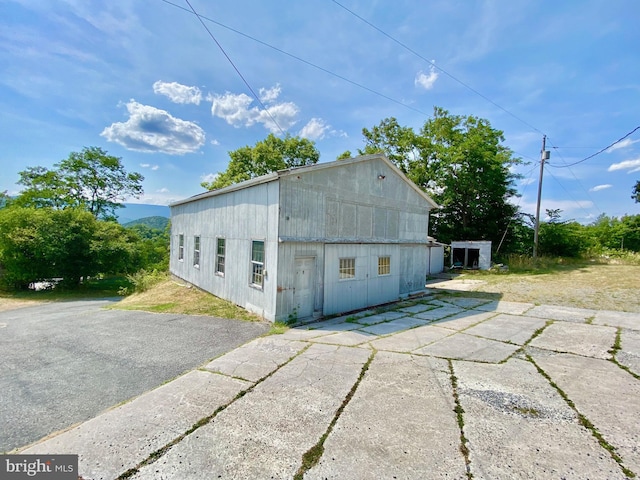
[
  {"left": 162, "top": 0, "right": 432, "bottom": 117},
  {"left": 548, "top": 125, "right": 640, "bottom": 168},
  {"left": 182, "top": 0, "right": 287, "bottom": 136},
  {"left": 545, "top": 167, "right": 595, "bottom": 219},
  {"left": 330, "top": 0, "right": 545, "bottom": 136}
]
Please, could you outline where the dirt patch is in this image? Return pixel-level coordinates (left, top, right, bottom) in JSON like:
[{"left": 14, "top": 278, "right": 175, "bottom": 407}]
[
  {"left": 459, "top": 264, "right": 640, "bottom": 312},
  {"left": 0, "top": 298, "right": 44, "bottom": 312}
]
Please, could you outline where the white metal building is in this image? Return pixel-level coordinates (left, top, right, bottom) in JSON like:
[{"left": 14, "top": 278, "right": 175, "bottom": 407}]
[
  {"left": 450, "top": 240, "right": 492, "bottom": 270},
  {"left": 169, "top": 154, "right": 442, "bottom": 322}
]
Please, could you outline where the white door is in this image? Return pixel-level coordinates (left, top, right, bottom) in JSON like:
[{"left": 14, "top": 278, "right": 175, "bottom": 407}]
[{"left": 294, "top": 257, "right": 315, "bottom": 319}]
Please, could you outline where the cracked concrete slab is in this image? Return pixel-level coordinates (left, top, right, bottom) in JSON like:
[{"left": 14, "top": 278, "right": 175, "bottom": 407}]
[
  {"left": 396, "top": 303, "right": 435, "bottom": 314},
  {"left": 369, "top": 324, "right": 454, "bottom": 352},
  {"left": 306, "top": 352, "right": 467, "bottom": 479},
  {"left": 526, "top": 305, "right": 597, "bottom": 323},
  {"left": 433, "top": 310, "right": 498, "bottom": 331},
  {"left": 474, "top": 300, "right": 535, "bottom": 315},
  {"left": 203, "top": 337, "right": 307, "bottom": 382},
  {"left": 531, "top": 352, "right": 640, "bottom": 475},
  {"left": 22, "top": 370, "right": 250, "bottom": 480},
  {"left": 413, "top": 305, "right": 464, "bottom": 321},
  {"left": 352, "top": 311, "right": 407, "bottom": 325},
  {"left": 357, "top": 316, "right": 427, "bottom": 335},
  {"left": 529, "top": 322, "right": 617, "bottom": 359},
  {"left": 593, "top": 310, "right": 640, "bottom": 330},
  {"left": 454, "top": 358, "right": 627, "bottom": 479},
  {"left": 462, "top": 314, "right": 548, "bottom": 345},
  {"left": 618, "top": 329, "right": 640, "bottom": 376},
  {"left": 309, "top": 329, "right": 375, "bottom": 346},
  {"left": 414, "top": 332, "right": 520, "bottom": 363},
  {"left": 132, "top": 344, "right": 371, "bottom": 480}
]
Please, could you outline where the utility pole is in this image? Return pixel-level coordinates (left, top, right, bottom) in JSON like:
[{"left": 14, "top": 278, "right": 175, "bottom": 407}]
[{"left": 533, "top": 135, "right": 549, "bottom": 258}]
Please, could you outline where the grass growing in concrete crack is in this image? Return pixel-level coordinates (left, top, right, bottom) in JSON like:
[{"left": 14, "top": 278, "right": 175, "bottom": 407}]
[
  {"left": 607, "top": 327, "right": 640, "bottom": 380},
  {"left": 293, "top": 351, "right": 376, "bottom": 480},
  {"left": 526, "top": 354, "right": 636, "bottom": 479},
  {"left": 447, "top": 359, "right": 473, "bottom": 480},
  {"left": 116, "top": 344, "right": 312, "bottom": 480}
]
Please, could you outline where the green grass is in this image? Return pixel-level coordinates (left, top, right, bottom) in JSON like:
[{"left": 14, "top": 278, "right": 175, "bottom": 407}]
[{"left": 0, "top": 275, "right": 131, "bottom": 301}]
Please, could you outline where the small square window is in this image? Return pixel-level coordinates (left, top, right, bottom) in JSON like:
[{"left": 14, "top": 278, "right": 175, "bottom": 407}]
[
  {"left": 216, "top": 238, "right": 225, "bottom": 275},
  {"left": 378, "top": 256, "right": 391, "bottom": 276},
  {"left": 193, "top": 235, "right": 200, "bottom": 268},
  {"left": 339, "top": 258, "right": 355, "bottom": 279}
]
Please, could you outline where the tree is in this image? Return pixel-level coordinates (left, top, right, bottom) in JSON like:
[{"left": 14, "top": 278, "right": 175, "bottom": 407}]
[
  {"left": 360, "top": 108, "right": 522, "bottom": 246},
  {"left": 0, "top": 206, "right": 146, "bottom": 289},
  {"left": 633, "top": 180, "right": 640, "bottom": 203},
  {"left": 16, "top": 147, "right": 144, "bottom": 220},
  {"left": 202, "top": 134, "right": 320, "bottom": 190}
]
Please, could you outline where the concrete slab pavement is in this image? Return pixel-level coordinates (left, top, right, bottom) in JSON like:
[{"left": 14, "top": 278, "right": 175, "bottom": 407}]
[{"left": 14, "top": 294, "right": 640, "bottom": 480}]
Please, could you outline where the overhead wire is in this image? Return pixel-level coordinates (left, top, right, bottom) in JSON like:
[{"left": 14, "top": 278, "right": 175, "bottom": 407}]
[
  {"left": 162, "top": 0, "right": 432, "bottom": 117},
  {"left": 182, "top": 0, "right": 287, "bottom": 136}
]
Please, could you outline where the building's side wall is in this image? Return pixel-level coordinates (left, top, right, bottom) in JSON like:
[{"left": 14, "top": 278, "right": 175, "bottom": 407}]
[{"left": 170, "top": 181, "right": 280, "bottom": 320}]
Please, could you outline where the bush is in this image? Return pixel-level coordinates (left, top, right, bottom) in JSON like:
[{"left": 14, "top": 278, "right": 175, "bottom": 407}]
[{"left": 119, "top": 270, "right": 167, "bottom": 295}]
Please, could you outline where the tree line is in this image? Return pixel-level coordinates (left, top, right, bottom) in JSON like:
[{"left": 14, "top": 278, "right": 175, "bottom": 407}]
[
  {"left": 1, "top": 108, "right": 638, "bottom": 290},
  {"left": 0, "top": 147, "right": 167, "bottom": 290}
]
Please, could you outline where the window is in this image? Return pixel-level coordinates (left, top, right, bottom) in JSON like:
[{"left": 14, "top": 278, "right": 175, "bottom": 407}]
[
  {"left": 178, "top": 234, "right": 184, "bottom": 261},
  {"left": 378, "top": 256, "right": 391, "bottom": 276},
  {"left": 251, "top": 241, "right": 264, "bottom": 287},
  {"left": 339, "top": 258, "right": 355, "bottom": 279},
  {"left": 216, "top": 238, "right": 225, "bottom": 275},
  {"left": 193, "top": 235, "right": 200, "bottom": 268}
]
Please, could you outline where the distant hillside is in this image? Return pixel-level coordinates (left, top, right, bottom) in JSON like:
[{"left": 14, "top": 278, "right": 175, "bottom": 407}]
[
  {"left": 123, "top": 216, "right": 169, "bottom": 230},
  {"left": 117, "top": 204, "right": 170, "bottom": 224}
]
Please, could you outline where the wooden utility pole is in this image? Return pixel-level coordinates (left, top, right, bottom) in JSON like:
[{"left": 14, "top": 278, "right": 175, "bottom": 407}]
[{"left": 533, "top": 135, "right": 549, "bottom": 258}]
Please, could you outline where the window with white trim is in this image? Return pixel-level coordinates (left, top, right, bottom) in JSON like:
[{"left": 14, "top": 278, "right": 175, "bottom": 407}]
[
  {"left": 339, "top": 258, "right": 356, "bottom": 279},
  {"left": 193, "top": 235, "right": 200, "bottom": 268},
  {"left": 216, "top": 238, "right": 225, "bottom": 275},
  {"left": 378, "top": 256, "right": 391, "bottom": 276},
  {"left": 178, "top": 234, "right": 184, "bottom": 261},
  {"left": 250, "top": 241, "right": 264, "bottom": 287}
]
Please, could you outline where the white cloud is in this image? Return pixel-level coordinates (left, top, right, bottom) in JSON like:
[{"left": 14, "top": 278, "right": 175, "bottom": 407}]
[
  {"left": 140, "top": 163, "right": 159, "bottom": 170},
  {"left": 299, "top": 118, "right": 330, "bottom": 140},
  {"left": 208, "top": 87, "right": 299, "bottom": 133},
  {"left": 153, "top": 81, "right": 202, "bottom": 105},
  {"left": 608, "top": 158, "right": 640, "bottom": 173},
  {"left": 415, "top": 63, "right": 439, "bottom": 90},
  {"left": 200, "top": 173, "right": 218, "bottom": 184},
  {"left": 520, "top": 177, "right": 536, "bottom": 186},
  {"left": 259, "top": 84, "right": 281, "bottom": 104},
  {"left": 101, "top": 100, "right": 206, "bottom": 155},
  {"left": 606, "top": 138, "right": 639, "bottom": 153},
  {"left": 157, "top": 187, "right": 169, "bottom": 193},
  {"left": 210, "top": 139, "right": 220, "bottom": 146},
  {"left": 589, "top": 184, "right": 612, "bottom": 192}
]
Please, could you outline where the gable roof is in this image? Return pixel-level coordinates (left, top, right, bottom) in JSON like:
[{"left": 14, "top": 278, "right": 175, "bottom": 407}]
[{"left": 170, "top": 154, "right": 439, "bottom": 209}]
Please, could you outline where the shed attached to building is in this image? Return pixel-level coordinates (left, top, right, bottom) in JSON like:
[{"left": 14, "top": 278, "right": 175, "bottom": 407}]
[{"left": 169, "top": 154, "right": 440, "bottom": 322}]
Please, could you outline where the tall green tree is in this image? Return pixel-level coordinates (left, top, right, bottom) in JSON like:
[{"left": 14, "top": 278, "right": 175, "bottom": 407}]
[
  {"left": 202, "top": 134, "right": 320, "bottom": 190},
  {"left": 16, "top": 147, "right": 144, "bottom": 220},
  {"left": 360, "top": 108, "right": 522, "bottom": 246},
  {"left": 633, "top": 180, "right": 640, "bottom": 203},
  {"left": 0, "top": 206, "right": 144, "bottom": 289}
]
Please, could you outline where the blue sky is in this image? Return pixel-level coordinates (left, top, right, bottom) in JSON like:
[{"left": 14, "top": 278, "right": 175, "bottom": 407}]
[{"left": 1, "top": 0, "right": 639, "bottom": 223}]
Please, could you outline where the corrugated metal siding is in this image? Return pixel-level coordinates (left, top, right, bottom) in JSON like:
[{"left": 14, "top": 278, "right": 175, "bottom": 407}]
[
  {"left": 399, "top": 245, "right": 428, "bottom": 294},
  {"left": 169, "top": 181, "right": 280, "bottom": 320},
  {"left": 279, "top": 157, "right": 430, "bottom": 243}
]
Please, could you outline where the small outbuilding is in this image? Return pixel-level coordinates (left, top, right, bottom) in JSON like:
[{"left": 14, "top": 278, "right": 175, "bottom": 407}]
[
  {"left": 169, "top": 154, "right": 442, "bottom": 322},
  {"left": 450, "top": 240, "right": 492, "bottom": 270}
]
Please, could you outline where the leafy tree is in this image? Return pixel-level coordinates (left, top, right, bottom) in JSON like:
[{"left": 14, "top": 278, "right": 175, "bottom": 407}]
[
  {"left": 360, "top": 108, "right": 521, "bottom": 246},
  {"left": 202, "top": 134, "right": 319, "bottom": 190},
  {"left": 0, "top": 206, "right": 145, "bottom": 289},
  {"left": 633, "top": 180, "right": 640, "bottom": 203},
  {"left": 588, "top": 214, "right": 640, "bottom": 252},
  {"left": 15, "top": 147, "right": 144, "bottom": 220},
  {"left": 538, "top": 210, "right": 593, "bottom": 257},
  {"left": 0, "top": 191, "right": 10, "bottom": 209},
  {"left": 336, "top": 150, "right": 352, "bottom": 160}
]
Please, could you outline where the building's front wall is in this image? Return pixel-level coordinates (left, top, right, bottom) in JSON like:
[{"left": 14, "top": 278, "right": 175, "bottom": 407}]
[
  {"left": 275, "top": 157, "right": 434, "bottom": 319},
  {"left": 170, "top": 181, "right": 280, "bottom": 320}
]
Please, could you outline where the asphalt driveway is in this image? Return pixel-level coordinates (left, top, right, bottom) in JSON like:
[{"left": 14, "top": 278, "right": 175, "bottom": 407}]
[{"left": 0, "top": 299, "right": 269, "bottom": 452}]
